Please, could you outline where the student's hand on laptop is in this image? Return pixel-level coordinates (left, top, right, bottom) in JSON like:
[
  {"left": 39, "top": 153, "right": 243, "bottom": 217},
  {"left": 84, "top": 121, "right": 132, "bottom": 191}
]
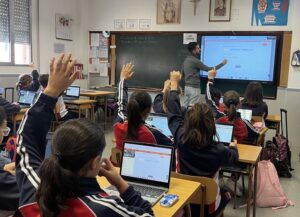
[
  {"left": 120, "top": 63, "right": 134, "bottom": 80},
  {"left": 4, "top": 162, "right": 16, "bottom": 176},
  {"left": 44, "top": 53, "right": 79, "bottom": 98},
  {"left": 208, "top": 69, "right": 216, "bottom": 80},
  {"left": 99, "top": 158, "right": 129, "bottom": 194},
  {"left": 229, "top": 139, "right": 237, "bottom": 148}
]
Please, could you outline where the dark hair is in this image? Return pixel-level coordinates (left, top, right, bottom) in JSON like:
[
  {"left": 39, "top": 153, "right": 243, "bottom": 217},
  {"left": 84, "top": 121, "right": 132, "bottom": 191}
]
[
  {"left": 242, "top": 81, "right": 264, "bottom": 107},
  {"left": 36, "top": 119, "right": 106, "bottom": 217},
  {"left": 16, "top": 74, "right": 32, "bottom": 90},
  {"left": 0, "top": 106, "right": 7, "bottom": 125},
  {"left": 39, "top": 74, "right": 49, "bottom": 88},
  {"left": 182, "top": 103, "right": 216, "bottom": 149},
  {"left": 223, "top": 90, "right": 240, "bottom": 122},
  {"left": 126, "top": 91, "right": 152, "bottom": 139},
  {"left": 210, "top": 87, "right": 222, "bottom": 106},
  {"left": 187, "top": 42, "right": 199, "bottom": 53}
]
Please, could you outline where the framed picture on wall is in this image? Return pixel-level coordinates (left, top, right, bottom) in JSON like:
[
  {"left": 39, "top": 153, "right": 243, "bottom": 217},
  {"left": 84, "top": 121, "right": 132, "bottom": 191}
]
[
  {"left": 55, "top": 14, "right": 73, "bottom": 40},
  {"left": 209, "top": 0, "right": 232, "bottom": 22},
  {"left": 157, "top": 0, "right": 181, "bottom": 24}
]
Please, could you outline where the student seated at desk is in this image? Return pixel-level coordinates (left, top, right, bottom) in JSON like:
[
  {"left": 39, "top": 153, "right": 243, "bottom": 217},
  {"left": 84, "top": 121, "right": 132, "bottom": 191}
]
[
  {"left": 16, "top": 64, "right": 40, "bottom": 93},
  {"left": 114, "top": 63, "right": 172, "bottom": 151},
  {"left": 0, "top": 96, "right": 21, "bottom": 115},
  {"left": 153, "top": 79, "right": 186, "bottom": 114},
  {"left": 167, "top": 71, "right": 238, "bottom": 217},
  {"left": 241, "top": 81, "right": 268, "bottom": 119},
  {"left": 39, "top": 74, "right": 78, "bottom": 121},
  {"left": 16, "top": 54, "right": 154, "bottom": 217},
  {"left": 0, "top": 107, "right": 20, "bottom": 213}
]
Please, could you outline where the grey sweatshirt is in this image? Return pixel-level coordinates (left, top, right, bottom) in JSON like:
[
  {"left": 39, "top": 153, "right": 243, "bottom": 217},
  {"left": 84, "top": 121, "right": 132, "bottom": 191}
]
[{"left": 183, "top": 54, "right": 225, "bottom": 88}]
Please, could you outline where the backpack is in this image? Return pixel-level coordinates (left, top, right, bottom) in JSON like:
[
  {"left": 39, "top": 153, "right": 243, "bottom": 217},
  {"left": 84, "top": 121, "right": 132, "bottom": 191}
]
[
  {"left": 5, "top": 135, "right": 17, "bottom": 162},
  {"left": 256, "top": 160, "right": 294, "bottom": 208}
]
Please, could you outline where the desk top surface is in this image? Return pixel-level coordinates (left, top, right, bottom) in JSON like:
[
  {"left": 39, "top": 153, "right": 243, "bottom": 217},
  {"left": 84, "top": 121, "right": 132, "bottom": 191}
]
[
  {"left": 80, "top": 90, "right": 115, "bottom": 97},
  {"left": 97, "top": 175, "right": 200, "bottom": 217},
  {"left": 266, "top": 114, "right": 281, "bottom": 122},
  {"left": 64, "top": 99, "right": 96, "bottom": 104},
  {"left": 237, "top": 144, "right": 262, "bottom": 164}
]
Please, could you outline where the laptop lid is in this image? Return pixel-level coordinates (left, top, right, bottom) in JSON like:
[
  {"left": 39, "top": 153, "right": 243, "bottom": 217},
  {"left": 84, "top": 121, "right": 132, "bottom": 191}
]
[
  {"left": 120, "top": 141, "right": 174, "bottom": 189},
  {"left": 145, "top": 113, "right": 172, "bottom": 138},
  {"left": 215, "top": 123, "right": 234, "bottom": 145},
  {"left": 66, "top": 86, "right": 80, "bottom": 98},
  {"left": 238, "top": 109, "right": 252, "bottom": 122},
  {"left": 18, "top": 90, "right": 36, "bottom": 105}
]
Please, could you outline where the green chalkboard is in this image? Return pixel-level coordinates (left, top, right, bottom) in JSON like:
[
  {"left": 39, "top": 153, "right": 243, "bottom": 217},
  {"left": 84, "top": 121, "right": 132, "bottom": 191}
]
[{"left": 115, "top": 33, "right": 190, "bottom": 89}]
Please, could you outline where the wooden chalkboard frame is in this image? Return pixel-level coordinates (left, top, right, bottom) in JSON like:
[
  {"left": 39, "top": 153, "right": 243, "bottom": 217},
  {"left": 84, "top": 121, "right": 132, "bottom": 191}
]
[{"left": 108, "top": 31, "right": 292, "bottom": 99}]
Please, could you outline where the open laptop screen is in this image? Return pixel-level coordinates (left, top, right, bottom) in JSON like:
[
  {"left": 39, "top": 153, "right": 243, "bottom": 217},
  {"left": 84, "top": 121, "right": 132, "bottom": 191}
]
[
  {"left": 238, "top": 109, "right": 252, "bottom": 122},
  {"left": 66, "top": 86, "right": 80, "bottom": 97},
  {"left": 18, "top": 91, "right": 36, "bottom": 105},
  {"left": 215, "top": 123, "right": 234, "bottom": 145},
  {"left": 121, "top": 142, "right": 173, "bottom": 184},
  {"left": 145, "top": 114, "right": 172, "bottom": 138}
]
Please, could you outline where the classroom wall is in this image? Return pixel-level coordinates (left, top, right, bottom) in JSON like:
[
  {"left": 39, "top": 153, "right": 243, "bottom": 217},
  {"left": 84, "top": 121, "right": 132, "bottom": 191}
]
[{"left": 84, "top": 0, "right": 300, "bottom": 147}]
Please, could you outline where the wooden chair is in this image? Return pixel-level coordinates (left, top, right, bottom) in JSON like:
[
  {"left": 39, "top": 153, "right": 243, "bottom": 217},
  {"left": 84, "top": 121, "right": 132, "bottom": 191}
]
[
  {"left": 111, "top": 147, "right": 122, "bottom": 167},
  {"left": 171, "top": 172, "right": 224, "bottom": 217}
]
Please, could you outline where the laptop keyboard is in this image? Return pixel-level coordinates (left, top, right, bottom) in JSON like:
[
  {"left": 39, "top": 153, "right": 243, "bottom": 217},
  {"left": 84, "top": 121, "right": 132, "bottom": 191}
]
[{"left": 106, "top": 184, "right": 165, "bottom": 198}]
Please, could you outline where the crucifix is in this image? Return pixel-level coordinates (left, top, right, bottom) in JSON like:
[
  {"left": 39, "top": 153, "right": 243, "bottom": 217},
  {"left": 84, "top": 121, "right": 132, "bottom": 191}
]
[{"left": 191, "top": 0, "right": 201, "bottom": 16}]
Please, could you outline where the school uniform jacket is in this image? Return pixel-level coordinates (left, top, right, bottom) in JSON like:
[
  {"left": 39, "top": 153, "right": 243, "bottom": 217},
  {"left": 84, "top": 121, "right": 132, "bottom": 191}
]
[
  {"left": 0, "top": 168, "right": 19, "bottom": 211},
  {"left": 0, "top": 96, "right": 21, "bottom": 114},
  {"left": 167, "top": 90, "right": 238, "bottom": 212},
  {"left": 16, "top": 93, "right": 154, "bottom": 217},
  {"left": 114, "top": 79, "right": 173, "bottom": 150}
]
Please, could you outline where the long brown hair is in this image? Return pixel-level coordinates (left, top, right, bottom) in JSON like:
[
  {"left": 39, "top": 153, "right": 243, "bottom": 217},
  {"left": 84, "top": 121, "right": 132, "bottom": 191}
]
[
  {"left": 36, "top": 119, "right": 106, "bottom": 217},
  {"left": 242, "top": 81, "right": 264, "bottom": 107},
  {"left": 223, "top": 90, "right": 240, "bottom": 122},
  {"left": 182, "top": 103, "right": 216, "bottom": 149}
]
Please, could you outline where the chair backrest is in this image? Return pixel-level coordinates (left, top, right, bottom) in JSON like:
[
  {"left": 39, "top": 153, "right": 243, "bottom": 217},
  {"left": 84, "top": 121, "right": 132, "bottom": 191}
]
[
  {"left": 111, "top": 147, "right": 122, "bottom": 167},
  {"left": 171, "top": 172, "right": 218, "bottom": 205}
]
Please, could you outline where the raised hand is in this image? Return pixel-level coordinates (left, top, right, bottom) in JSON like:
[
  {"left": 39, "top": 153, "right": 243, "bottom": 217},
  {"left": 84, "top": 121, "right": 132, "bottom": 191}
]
[
  {"left": 162, "top": 79, "right": 171, "bottom": 93},
  {"left": 44, "top": 53, "right": 79, "bottom": 98},
  {"left": 120, "top": 63, "right": 134, "bottom": 80},
  {"left": 222, "top": 59, "right": 228, "bottom": 65},
  {"left": 170, "top": 71, "right": 181, "bottom": 83}
]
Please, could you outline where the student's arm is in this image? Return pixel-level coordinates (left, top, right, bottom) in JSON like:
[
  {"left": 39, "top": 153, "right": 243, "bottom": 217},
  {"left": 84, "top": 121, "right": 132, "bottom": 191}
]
[
  {"left": 219, "top": 141, "right": 239, "bottom": 166},
  {"left": 205, "top": 70, "right": 225, "bottom": 119},
  {"left": 16, "top": 54, "right": 78, "bottom": 206},
  {"left": 166, "top": 71, "right": 184, "bottom": 148},
  {"left": 30, "top": 69, "right": 40, "bottom": 92},
  {"left": 0, "top": 96, "right": 21, "bottom": 114},
  {"left": 195, "top": 59, "right": 227, "bottom": 72},
  {"left": 153, "top": 80, "right": 170, "bottom": 114},
  {"left": 114, "top": 63, "right": 134, "bottom": 123}
]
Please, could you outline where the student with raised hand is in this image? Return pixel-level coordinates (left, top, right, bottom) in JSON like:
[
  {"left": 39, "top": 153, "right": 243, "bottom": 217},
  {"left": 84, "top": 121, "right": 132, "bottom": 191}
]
[
  {"left": 153, "top": 79, "right": 186, "bottom": 114},
  {"left": 0, "top": 106, "right": 20, "bottom": 213},
  {"left": 167, "top": 71, "right": 238, "bottom": 217},
  {"left": 114, "top": 63, "right": 173, "bottom": 151},
  {"left": 16, "top": 63, "right": 40, "bottom": 93},
  {"left": 241, "top": 81, "right": 268, "bottom": 119},
  {"left": 16, "top": 54, "right": 154, "bottom": 217}
]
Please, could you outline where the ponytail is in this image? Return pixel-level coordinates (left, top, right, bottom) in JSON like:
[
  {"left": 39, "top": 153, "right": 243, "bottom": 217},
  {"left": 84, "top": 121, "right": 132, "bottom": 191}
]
[
  {"left": 223, "top": 91, "right": 240, "bottom": 122},
  {"left": 126, "top": 99, "right": 143, "bottom": 139},
  {"left": 37, "top": 155, "right": 79, "bottom": 217}
]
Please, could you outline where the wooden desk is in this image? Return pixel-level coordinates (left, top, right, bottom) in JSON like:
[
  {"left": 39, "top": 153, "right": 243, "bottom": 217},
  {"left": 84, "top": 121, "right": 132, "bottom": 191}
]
[
  {"left": 237, "top": 144, "right": 262, "bottom": 217},
  {"left": 80, "top": 90, "right": 116, "bottom": 128},
  {"left": 10, "top": 108, "right": 28, "bottom": 132},
  {"left": 65, "top": 99, "right": 96, "bottom": 120},
  {"left": 265, "top": 115, "right": 280, "bottom": 134},
  {"left": 97, "top": 174, "right": 200, "bottom": 217}
]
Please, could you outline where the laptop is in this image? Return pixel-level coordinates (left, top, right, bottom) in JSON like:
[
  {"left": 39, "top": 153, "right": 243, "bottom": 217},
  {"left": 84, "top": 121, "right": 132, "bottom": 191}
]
[
  {"left": 145, "top": 113, "right": 173, "bottom": 138},
  {"left": 238, "top": 109, "right": 253, "bottom": 122},
  {"left": 44, "top": 132, "right": 53, "bottom": 159},
  {"left": 215, "top": 123, "right": 234, "bottom": 146},
  {"left": 18, "top": 90, "right": 36, "bottom": 108},
  {"left": 105, "top": 141, "right": 174, "bottom": 205},
  {"left": 63, "top": 86, "right": 80, "bottom": 102}
]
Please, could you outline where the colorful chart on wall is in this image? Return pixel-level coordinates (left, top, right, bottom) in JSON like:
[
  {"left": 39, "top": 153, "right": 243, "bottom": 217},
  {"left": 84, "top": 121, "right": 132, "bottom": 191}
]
[{"left": 251, "top": 0, "right": 289, "bottom": 26}]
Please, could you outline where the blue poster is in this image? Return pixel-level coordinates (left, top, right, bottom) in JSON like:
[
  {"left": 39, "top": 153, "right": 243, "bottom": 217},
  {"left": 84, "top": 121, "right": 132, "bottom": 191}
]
[{"left": 252, "top": 0, "right": 289, "bottom": 26}]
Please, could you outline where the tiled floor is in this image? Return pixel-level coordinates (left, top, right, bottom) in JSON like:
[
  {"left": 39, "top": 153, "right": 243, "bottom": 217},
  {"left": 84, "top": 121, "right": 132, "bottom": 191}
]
[{"left": 103, "top": 126, "right": 299, "bottom": 217}]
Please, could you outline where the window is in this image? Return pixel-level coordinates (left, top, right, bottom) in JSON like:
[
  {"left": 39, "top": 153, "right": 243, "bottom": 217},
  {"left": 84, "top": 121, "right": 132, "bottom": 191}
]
[{"left": 0, "top": 0, "right": 31, "bottom": 65}]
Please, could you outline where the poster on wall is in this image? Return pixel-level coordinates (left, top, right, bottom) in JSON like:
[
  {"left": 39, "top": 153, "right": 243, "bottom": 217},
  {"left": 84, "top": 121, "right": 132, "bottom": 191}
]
[
  {"left": 251, "top": 0, "right": 289, "bottom": 26},
  {"left": 55, "top": 14, "right": 73, "bottom": 40}
]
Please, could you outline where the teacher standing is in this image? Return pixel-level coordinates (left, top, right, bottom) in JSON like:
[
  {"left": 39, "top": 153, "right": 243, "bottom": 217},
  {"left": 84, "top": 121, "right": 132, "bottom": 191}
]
[{"left": 182, "top": 42, "right": 227, "bottom": 107}]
